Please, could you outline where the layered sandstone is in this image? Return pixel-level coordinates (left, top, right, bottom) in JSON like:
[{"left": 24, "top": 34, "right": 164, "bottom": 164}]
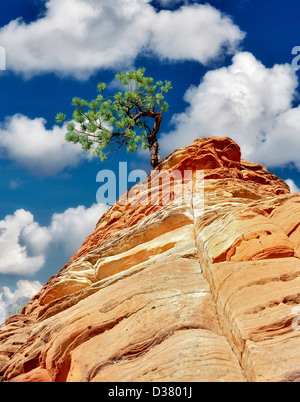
[{"left": 1, "top": 136, "right": 300, "bottom": 382}]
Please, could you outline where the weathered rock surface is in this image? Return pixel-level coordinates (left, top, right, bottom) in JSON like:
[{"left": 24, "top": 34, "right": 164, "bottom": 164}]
[{"left": 1, "top": 136, "right": 300, "bottom": 382}]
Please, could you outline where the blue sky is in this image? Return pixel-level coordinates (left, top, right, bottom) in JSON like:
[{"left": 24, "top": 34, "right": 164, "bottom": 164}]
[{"left": 0, "top": 0, "right": 300, "bottom": 312}]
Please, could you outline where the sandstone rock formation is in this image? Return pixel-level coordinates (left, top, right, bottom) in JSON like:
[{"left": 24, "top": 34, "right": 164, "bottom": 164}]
[{"left": 1, "top": 136, "right": 300, "bottom": 382}]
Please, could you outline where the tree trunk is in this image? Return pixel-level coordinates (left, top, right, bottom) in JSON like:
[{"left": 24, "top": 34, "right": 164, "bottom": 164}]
[
  {"left": 149, "top": 137, "right": 161, "bottom": 168},
  {"left": 147, "top": 112, "right": 162, "bottom": 168}
]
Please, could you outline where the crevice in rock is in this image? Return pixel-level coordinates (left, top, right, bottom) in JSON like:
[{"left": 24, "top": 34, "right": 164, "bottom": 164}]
[
  {"left": 52, "top": 291, "right": 198, "bottom": 382},
  {"left": 190, "top": 194, "right": 248, "bottom": 381},
  {"left": 248, "top": 316, "right": 300, "bottom": 343},
  {"left": 36, "top": 261, "right": 154, "bottom": 322},
  {"left": 87, "top": 326, "right": 208, "bottom": 382},
  {"left": 88, "top": 330, "right": 176, "bottom": 381},
  {"left": 287, "top": 222, "right": 300, "bottom": 238},
  {"left": 52, "top": 311, "right": 137, "bottom": 382},
  {"left": 223, "top": 266, "right": 282, "bottom": 305}
]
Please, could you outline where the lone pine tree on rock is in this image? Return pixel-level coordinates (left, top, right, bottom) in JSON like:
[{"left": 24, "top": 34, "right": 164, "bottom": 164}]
[{"left": 56, "top": 68, "right": 172, "bottom": 168}]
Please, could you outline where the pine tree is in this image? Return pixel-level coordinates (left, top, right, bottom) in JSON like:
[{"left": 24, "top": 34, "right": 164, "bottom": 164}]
[{"left": 56, "top": 68, "right": 172, "bottom": 168}]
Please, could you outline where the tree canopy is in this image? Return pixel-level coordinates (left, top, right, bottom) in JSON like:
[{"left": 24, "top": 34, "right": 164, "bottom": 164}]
[{"left": 56, "top": 68, "right": 172, "bottom": 168}]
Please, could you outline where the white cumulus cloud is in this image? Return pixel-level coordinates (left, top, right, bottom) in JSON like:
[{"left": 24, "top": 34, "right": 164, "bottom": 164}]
[
  {"left": 0, "top": 114, "right": 88, "bottom": 175},
  {"left": 285, "top": 179, "right": 300, "bottom": 193},
  {"left": 48, "top": 204, "right": 108, "bottom": 255},
  {"left": 160, "top": 52, "right": 300, "bottom": 170},
  {"left": 0, "top": 0, "right": 244, "bottom": 78},
  {"left": 149, "top": 4, "right": 244, "bottom": 63},
  {"left": 0, "top": 280, "right": 42, "bottom": 306},
  {"left": 0, "top": 203, "right": 108, "bottom": 276},
  {"left": 0, "top": 280, "right": 42, "bottom": 324},
  {"left": 0, "top": 210, "right": 46, "bottom": 275}
]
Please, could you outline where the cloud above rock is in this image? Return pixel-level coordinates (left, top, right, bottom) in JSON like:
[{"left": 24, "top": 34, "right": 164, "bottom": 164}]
[
  {"left": 0, "top": 210, "right": 46, "bottom": 275},
  {"left": 0, "top": 0, "right": 245, "bottom": 78},
  {"left": 0, "top": 280, "right": 43, "bottom": 324},
  {"left": 0, "top": 203, "right": 108, "bottom": 276},
  {"left": 0, "top": 114, "right": 88, "bottom": 176},
  {"left": 160, "top": 52, "right": 300, "bottom": 170}
]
